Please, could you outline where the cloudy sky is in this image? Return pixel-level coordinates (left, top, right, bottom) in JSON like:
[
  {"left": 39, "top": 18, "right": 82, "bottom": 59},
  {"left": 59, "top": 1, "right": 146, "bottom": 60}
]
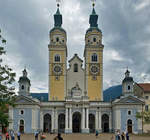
[{"left": 0, "top": 0, "right": 150, "bottom": 93}]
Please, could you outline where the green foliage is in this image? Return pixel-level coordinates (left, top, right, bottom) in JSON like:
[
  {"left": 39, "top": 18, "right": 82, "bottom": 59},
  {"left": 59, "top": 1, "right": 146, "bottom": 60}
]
[
  {"left": 136, "top": 111, "right": 150, "bottom": 124},
  {"left": 0, "top": 29, "right": 16, "bottom": 127}
]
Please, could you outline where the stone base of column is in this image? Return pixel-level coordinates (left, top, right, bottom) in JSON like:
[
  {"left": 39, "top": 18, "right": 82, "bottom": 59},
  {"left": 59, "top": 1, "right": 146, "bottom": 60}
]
[
  {"left": 65, "top": 129, "right": 72, "bottom": 133},
  {"left": 81, "top": 128, "right": 89, "bottom": 133},
  {"left": 109, "top": 129, "right": 113, "bottom": 133},
  {"left": 51, "top": 129, "right": 58, "bottom": 133}
]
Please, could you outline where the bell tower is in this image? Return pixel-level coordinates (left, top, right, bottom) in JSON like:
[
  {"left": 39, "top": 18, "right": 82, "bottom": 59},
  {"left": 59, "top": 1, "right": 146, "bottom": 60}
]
[
  {"left": 84, "top": 1, "right": 104, "bottom": 101},
  {"left": 48, "top": 2, "right": 67, "bottom": 101}
]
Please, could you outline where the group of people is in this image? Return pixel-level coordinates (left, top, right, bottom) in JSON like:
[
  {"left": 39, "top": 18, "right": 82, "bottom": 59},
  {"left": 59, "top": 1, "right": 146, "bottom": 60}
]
[
  {"left": 115, "top": 131, "right": 129, "bottom": 140},
  {"left": 0, "top": 130, "right": 21, "bottom": 140},
  {"left": 95, "top": 130, "right": 130, "bottom": 140},
  {"left": 34, "top": 130, "right": 47, "bottom": 140},
  {"left": 34, "top": 131, "right": 63, "bottom": 140}
]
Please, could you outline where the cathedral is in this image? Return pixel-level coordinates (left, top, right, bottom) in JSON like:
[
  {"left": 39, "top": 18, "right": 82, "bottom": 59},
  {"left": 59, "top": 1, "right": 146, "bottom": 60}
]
[{"left": 9, "top": 3, "right": 144, "bottom": 134}]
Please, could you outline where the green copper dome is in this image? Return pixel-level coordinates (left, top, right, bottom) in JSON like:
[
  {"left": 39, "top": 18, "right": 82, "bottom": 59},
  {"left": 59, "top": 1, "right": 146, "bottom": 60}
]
[
  {"left": 54, "top": 8, "right": 62, "bottom": 27},
  {"left": 86, "top": 7, "right": 101, "bottom": 34}
]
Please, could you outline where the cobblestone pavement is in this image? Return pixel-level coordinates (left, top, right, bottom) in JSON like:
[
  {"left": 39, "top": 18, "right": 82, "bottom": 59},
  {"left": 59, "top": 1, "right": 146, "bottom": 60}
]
[{"left": 2, "top": 133, "right": 150, "bottom": 140}]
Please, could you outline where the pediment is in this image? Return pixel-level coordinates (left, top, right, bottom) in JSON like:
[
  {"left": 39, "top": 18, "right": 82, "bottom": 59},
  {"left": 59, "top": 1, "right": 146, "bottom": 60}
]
[
  {"left": 68, "top": 54, "right": 83, "bottom": 64},
  {"left": 15, "top": 95, "right": 40, "bottom": 105},
  {"left": 113, "top": 95, "right": 145, "bottom": 105}
]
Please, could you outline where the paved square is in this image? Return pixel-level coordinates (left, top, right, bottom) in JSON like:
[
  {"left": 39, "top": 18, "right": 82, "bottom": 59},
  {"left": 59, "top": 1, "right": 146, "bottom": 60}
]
[{"left": 6, "top": 133, "right": 150, "bottom": 140}]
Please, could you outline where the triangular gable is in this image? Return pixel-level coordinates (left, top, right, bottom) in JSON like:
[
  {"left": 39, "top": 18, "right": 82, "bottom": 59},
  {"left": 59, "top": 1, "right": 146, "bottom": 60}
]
[
  {"left": 68, "top": 54, "right": 83, "bottom": 63},
  {"left": 15, "top": 95, "right": 40, "bottom": 105},
  {"left": 113, "top": 95, "right": 145, "bottom": 105}
]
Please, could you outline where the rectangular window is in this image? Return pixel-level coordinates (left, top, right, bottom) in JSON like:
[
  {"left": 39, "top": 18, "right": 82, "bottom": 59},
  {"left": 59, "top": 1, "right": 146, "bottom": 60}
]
[
  {"left": 128, "top": 110, "right": 131, "bottom": 115},
  {"left": 74, "top": 64, "right": 78, "bottom": 72},
  {"left": 145, "top": 96, "right": 149, "bottom": 100},
  {"left": 145, "top": 105, "right": 149, "bottom": 112}
]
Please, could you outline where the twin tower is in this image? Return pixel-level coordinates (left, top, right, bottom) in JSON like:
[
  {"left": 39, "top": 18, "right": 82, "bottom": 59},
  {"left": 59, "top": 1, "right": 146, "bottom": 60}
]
[{"left": 48, "top": 4, "right": 104, "bottom": 101}]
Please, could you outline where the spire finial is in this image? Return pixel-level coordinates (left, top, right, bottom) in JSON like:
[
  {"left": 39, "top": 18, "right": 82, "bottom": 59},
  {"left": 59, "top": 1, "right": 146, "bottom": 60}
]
[
  {"left": 91, "top": 0, "right": 96, "bottom": 8},
  {"left": 56, "top": 0, "right": 61, "bottom": 8}
]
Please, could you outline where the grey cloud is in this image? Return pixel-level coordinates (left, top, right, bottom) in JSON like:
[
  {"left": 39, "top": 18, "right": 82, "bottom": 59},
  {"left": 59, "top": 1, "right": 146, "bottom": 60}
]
[{"left": 0, "top": 0, "right": 150, "bottom": 92}]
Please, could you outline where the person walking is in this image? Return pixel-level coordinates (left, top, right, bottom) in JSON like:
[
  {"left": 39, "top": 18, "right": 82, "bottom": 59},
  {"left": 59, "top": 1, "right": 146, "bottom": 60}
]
[
  {"left": 53, "top": 133, "right": 63, "bottom": 140},
  {"left": 40, "top": 133, "right": 46, "bottom": 140},
  {"left": 126, "top": 132, "right": 129, "bottom": 140},
  {"left": 5, "top": 132, "right": 9, "bottom": 140},
  {"left": 121, "top": 132, "right": 125, "bottom": 140},
  {"left": 117, "top": 131, "right": 120, "bottom": 140},
  {"left": 10, "top": 131, "right": 15, "bottom": 140},
  {"left": 34, "top": 131, "right": 39, "bottom": 140},
  {"left": 95, "top": 130, "right": 99, "bottom": 138},
  {"left": 0, "top": 130, "right": 2, "bottom": 140},
  {"left": 17, "top": 131, "right": 21, "bottom": 140}
]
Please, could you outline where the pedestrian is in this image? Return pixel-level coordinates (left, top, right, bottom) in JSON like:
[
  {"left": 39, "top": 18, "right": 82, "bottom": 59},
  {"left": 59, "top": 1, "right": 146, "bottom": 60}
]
[
  {"left": 121, "top": 132, "right": 125, "bottom": 140},
  {"left": 53, "top": 133, "right": 63, "bottom": 140},
  {"left": 6, "top": 132, "right": 9, "bottom": 140},
  {"left": 34, "top": 130, "right": 39, "bottom": 140},
  {"left": 0, "top": 130, "right": 2, "bottom": 140},
  {"left": 10, "top": 131, "right": 15, "bottom": 140},
  {"left": 17, "top": 131, "right": 21, "bottom": 140},
  {"left": 117, "top": 131, "right": 120, "bottom": 140},
  {"left": 95, "top": 130, "right": 99, "bottom": 138},
  {"left": 126, "top": 132, "right": 129, "bottom": 140},
  {"left": 40, "top": 132, "right": 46, "bottom": 140}
]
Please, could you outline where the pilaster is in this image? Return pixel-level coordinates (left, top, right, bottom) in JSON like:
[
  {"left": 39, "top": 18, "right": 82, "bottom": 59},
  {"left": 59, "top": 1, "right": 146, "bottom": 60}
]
[
  {"left": 109, "top": 111, "right": 112, "bottom": 132},
  {"left": 40, "top": 111, "right": 43, "bottom": 131},
  {"left": 52, "top": 108, "right": 54, "bottom": 132}
]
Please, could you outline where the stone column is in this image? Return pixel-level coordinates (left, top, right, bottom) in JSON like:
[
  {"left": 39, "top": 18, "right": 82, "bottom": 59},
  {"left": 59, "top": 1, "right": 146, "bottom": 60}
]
[
  {"left": 98, "top": 110, "right": 102, "bottom": 132},
  {"left": 85, "top": 108, "right": 89, "bottom": 133},
  {"left": 109, "top": 111, "right": 112, "bottom": 132},
  {"left": 65, "top": 108, "right": 69, "bottom": 133},
  {"left": 86, "top": 108, "right": 89, "bottom": 129},
  {"left": 40, "top": 111, "right": 43, "bottom": 131},
  {"left": 82, "top": 108, "right": 85, "bottom": 131},
  {"left": 69, "top": 108, "right": 72, "bottom": 133},
  {"left": 52, "top": 109, "right": 54, "bottom": 132},
  {"left": 55, "top": 109, "right": 58, "bottom": 133},
  {"left": 95, "top": 110, "right": 98, "bottom": 130},
  {"left": 9, "top": 107, "right": 13, "bottom": 130}
]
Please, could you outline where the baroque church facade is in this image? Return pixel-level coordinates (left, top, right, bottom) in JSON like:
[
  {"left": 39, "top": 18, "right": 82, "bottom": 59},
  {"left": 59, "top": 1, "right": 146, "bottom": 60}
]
[{"left": 9, "top": 4, "right": 144, "bottom": 134}]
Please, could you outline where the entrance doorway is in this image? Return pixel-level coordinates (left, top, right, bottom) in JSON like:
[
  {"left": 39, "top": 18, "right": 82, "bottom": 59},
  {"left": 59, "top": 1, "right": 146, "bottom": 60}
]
[
  {"left": 43, "top": 114, "right": 51, "bottom": 133},
  {"left": 19, "top": 120, "right": 24, "bottom": 133},
  {"left": 127, "top": 119, "right": 132, "bottom": 133},
  {"left": 102, "top": 114, "right": 109, "bottom": 132},
  {"left": 58, "top": 114, "right": 65, "bottom": 133},
  {"left": 89, "top": 114, "right": 95, "bottom": 133},
  {"left": 72, "top": 112, "right": 81, "bottom": 133}
]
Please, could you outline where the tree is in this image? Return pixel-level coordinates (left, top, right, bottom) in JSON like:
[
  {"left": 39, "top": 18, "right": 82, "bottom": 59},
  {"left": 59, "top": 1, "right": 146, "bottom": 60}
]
[
  {"left": 0, "top": 29, "right": 16, "bottom": 128},
  {"left": 136, "top": 111, "right": 150, "bottom": 123}
]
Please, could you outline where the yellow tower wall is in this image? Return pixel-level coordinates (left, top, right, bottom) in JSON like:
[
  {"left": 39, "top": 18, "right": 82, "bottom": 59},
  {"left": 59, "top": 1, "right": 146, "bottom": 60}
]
[
  {"left": 49, "top": 50, "right": 66, "bottom": 101},
  {"left": 86, "top": 50, "right": 103, "bottom": 101}
]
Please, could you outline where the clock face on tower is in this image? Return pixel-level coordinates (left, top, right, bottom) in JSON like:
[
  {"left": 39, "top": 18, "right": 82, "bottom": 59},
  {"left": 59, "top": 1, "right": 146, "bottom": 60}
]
[
  {"left": 53, "top": 65, "right": 62, "bottom": 75},
  {"left": 90, "top": 65, "right": 99, "bottom": 75}
]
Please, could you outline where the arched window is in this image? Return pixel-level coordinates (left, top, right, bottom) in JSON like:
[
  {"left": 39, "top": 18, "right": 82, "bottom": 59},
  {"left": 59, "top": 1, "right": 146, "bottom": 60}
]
[
  {"left": 20, "top": 120, "right": 24, "bottom": 125},
  {"left": 21, "top": 85, "right": 24, "bottom": 90},
  {"left": 20, "top": 110, "right": 24, "bottom": 115},
  {"left": 56, "top": 37, "right": 59, "bottom": 42},
  {"left": 128, "top": 85, "right": 130, "bottom": 90},
  {"left": 74, "top": 64, "right": 78, "bottom": 72},
  {"left": 93, "top": 37, "right": 96, "bottom": 42},
  {"left": 55, "top": 54, "right": 60, "bottom": 62},
  {"left": 91, "top": 53, "right": 98, "bottom": 62}
]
